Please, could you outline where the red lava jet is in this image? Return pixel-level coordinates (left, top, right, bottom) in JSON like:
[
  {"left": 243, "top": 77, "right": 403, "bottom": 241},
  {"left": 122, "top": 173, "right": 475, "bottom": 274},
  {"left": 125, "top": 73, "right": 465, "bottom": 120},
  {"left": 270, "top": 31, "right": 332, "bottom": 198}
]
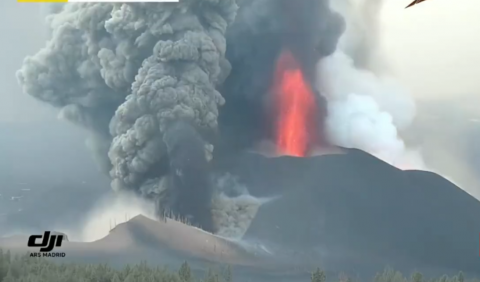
[{"left": 272, "top": 49, "right": 321, "bottom": 157}]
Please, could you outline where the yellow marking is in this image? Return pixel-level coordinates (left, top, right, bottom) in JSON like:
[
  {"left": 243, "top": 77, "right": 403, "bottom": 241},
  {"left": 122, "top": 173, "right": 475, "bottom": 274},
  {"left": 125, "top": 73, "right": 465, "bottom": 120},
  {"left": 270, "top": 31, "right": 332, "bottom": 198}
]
[{"left": 18, "top": 0, "right": 68, "bottom": 2}]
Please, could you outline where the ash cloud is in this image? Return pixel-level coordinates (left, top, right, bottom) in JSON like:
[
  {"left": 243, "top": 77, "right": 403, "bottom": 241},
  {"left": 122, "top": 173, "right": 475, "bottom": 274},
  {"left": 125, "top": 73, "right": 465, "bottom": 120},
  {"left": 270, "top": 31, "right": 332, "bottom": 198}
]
[{"left": 17, "top": 1, "right": 238, "bottom": 231}]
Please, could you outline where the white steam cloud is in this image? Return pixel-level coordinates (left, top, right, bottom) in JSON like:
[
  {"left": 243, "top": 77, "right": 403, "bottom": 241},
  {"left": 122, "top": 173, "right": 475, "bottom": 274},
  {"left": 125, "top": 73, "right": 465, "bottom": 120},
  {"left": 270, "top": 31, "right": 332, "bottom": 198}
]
[{"left": 318, "top": 0, "right": 426, "bottom": 170}]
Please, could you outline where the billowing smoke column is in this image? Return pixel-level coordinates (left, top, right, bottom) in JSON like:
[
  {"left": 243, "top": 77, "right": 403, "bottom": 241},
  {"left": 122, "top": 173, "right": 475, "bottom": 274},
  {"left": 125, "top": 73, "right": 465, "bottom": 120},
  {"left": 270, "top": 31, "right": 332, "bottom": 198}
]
[{"left": 17, "top": 1, "right": 238, "bottom": 231}]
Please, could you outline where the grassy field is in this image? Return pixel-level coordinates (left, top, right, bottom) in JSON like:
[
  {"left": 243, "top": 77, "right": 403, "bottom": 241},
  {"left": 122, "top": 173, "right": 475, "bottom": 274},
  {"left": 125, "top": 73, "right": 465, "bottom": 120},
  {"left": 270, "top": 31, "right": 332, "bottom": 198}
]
[{"left": 0, "top": 249, "right": 478, "bottom": 282}]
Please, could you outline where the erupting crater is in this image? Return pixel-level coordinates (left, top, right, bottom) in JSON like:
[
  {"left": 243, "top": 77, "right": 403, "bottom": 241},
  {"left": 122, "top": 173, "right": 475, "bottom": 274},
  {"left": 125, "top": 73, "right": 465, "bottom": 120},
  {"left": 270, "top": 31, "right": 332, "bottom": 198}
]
[{"left": 272, "top": 49, "right": 323, "bottom": 157}]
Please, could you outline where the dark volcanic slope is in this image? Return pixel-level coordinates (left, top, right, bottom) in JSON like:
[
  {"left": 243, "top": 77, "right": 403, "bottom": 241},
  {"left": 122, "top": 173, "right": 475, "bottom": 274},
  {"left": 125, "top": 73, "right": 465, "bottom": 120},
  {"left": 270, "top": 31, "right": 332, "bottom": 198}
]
[{"left": 214, "top": 149, "right": 480, "bottom": 276}]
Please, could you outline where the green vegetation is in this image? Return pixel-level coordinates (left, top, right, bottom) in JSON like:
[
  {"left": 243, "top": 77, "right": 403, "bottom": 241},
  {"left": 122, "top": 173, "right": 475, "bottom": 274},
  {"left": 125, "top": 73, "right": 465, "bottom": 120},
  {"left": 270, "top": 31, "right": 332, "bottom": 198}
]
[
  {"left": 0, "top": 249, "right": 478, "bottom": 282},
  {"left": 372, "top": 268, "right": 476, "bottom": 282}
]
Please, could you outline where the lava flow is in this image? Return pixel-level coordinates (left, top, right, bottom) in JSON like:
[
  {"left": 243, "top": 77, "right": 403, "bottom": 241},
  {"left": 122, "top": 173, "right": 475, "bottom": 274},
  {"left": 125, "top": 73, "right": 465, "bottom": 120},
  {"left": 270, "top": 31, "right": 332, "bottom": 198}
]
[{"left": 272, "top": 49, "right": 320, "bottom": 157}]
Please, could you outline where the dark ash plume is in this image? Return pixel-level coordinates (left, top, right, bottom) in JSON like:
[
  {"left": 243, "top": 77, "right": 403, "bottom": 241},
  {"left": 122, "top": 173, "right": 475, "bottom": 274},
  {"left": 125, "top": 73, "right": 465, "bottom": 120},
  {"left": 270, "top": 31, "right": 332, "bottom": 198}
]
[
  {"left": 17, "top": 1, "right": 238, "bottom": 231},
  {"left": 162, "top": 121, "right": 214, "bottom": 232}
]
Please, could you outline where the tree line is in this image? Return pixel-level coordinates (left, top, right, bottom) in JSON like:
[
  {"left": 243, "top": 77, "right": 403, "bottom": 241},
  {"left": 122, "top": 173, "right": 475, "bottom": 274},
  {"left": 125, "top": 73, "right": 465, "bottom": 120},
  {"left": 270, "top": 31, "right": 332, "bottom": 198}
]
[{"left": 0, "top": 249, "right": 478, "bottom": 282}]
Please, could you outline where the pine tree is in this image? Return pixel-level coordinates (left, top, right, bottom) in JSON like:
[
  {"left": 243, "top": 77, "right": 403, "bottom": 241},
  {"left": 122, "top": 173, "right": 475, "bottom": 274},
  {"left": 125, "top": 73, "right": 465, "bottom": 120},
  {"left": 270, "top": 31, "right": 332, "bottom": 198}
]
[
  {"left": 178, "top": 261, "right": 192, "bottom": 282},
  {"left": 375, "top": 267, "right": 407, "bottom": 282},
  {"left": 112, "top": 273, "right": 122, "bottom": 282},
  {"left": 120, "top": 264, "right": 132, "bottom": 280},
  {"left": 457, "top": 272, "right": 465, "bottom": 282},
  {"left": 3, "top": 268, "right": 15, "bottom": 282},
  {"left": 205, "top": 268, "right": 219, "bottom": 282},
  {"left": 311, "top": 268, "right": 326, "bottom": 282},
  {"left": 123, "top": 272, "right": 136, "bottom": 282},
  {"left": 223, "top": 265, "right": 232, "bottom": 282},
  {"left": 5, "top": 250, "right": 11, "bottom": 263},
  {"left": 439, "top": 274, "right": 448, "bottom": 282},
  {"left": 411, "top": 271, "right": 423, "bottom": 282},
  {"left": 0, "top": 249, "right": 6, "bottom": 281}
]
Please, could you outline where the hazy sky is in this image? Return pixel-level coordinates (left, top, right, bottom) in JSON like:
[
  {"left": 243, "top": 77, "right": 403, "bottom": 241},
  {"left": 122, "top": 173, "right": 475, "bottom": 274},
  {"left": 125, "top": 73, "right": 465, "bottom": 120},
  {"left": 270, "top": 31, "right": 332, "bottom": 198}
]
[
  {"left": 0, "top": 3, "right": 110, "bottom": 234},
  {"left": 381, "top": 0, "right": 480, "bottom": 105},
  {"left": 0, "top": 2, "right": 54, "bottom": 123},
  {"left": 378, "top": 0, "right": 480, "bottom": 195}
]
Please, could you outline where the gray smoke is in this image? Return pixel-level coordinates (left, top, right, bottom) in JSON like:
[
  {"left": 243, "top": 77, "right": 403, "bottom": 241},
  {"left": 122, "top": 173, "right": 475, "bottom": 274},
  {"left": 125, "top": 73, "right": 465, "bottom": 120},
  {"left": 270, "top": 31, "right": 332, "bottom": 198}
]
[
  {"left": 330, "top": 0, "right": 385, "bottom": 71},
  {"left": 16, "top": 0, "right": 346, "bottom": 233},
  {"left": 211, "top": 173, "right": 268, "bottom": 239},
  {"left": 17, "top": 1, "right": 238, "bottom": 230}
]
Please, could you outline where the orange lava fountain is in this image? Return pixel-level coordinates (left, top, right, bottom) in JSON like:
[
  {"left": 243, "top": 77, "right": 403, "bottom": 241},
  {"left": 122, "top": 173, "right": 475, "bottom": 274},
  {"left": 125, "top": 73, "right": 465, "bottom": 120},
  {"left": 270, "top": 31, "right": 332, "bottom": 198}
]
[{"left": 272, "top": 49, "right": 320, "bottom": 157}]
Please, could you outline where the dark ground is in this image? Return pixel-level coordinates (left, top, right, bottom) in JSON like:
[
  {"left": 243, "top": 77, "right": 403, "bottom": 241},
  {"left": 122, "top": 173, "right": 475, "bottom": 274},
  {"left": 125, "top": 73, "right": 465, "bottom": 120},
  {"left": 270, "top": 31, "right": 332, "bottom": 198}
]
[{"left": 213, "top": 149, "right": 480, "bottom": 278}]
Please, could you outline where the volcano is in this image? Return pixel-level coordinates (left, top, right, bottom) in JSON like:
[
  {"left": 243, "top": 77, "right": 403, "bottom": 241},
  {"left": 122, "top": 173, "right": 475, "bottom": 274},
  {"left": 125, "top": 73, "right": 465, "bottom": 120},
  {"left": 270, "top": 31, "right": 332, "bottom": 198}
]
[
  {"left": 7, "top": 0, "right": 480, "bottom": 280},
  {"left": 2, "top": 149, "right": 479, "bottom": 281},
  {"left": 211, "top": 149, "right": 480, "bottom": 277}
]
